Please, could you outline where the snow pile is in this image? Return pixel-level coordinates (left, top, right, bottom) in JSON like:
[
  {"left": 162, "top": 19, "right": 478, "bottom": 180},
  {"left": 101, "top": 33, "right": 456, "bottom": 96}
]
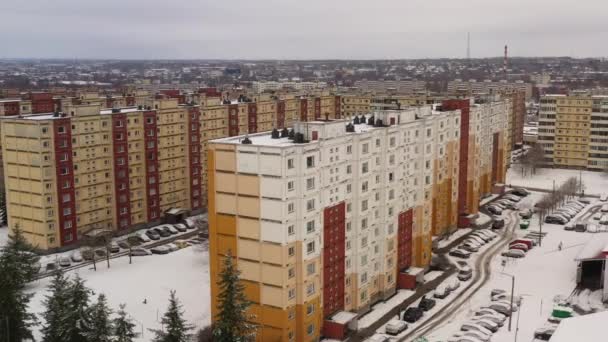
[
  {"left": 507, "top": 167, "right": 608, "bottom": 196},
  {"left": 568, "top": 289, "right": 606, "bottom": 314},
  {"left": 437, "top": 228, "right": 472, "bottom": 248},
  {"left": 356, "top": 290, "right": 415, "bottom": 329}
]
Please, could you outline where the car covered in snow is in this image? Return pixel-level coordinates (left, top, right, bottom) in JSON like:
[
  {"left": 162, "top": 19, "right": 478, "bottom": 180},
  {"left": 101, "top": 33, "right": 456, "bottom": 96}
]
[
  {"left": 173, "top": 223, "right": 188, "bottom": 232},
  {"left": 433, "top": 284, "right": 451, "bottom": 299},
  {"left": 59, "top": 257, "right": 71, "bottom": 267},
  {"left": 385, "top": 320, "right": 407, "bottom": 335},
  {"left": 501, "top": 249, "right": 525, "bottom": 258},
  {"left": 71, "top": 251, "right": 83, "bottom": 262},
  {"left": 511, "top": 188, "right": 530, "bottom": 197},
  {"left": 534, "top": 324, "right": 558, "bottom": 340},
  {"left": 472, "top": 314, "right": 505, "bottom": 326},
  {"left": 467, "top": 318, "right": 498, "bottom": 332},
  {"left": 508, "top": 243, "right": 529, "bottom": 253},
  {"left": 458, "top": 268, "right": 473, "bottom": 281},
  {"left": 151, "top": 246, "right": 171, "bottom": 254},
  {"left": 460, "top": 323, "right": 492, "bottom": 339},
  {"left": 130, "top": 248, "right": 152, "bottom": 256},
  {"left": 449, "top": 249, "right": 472, "bottom": 259}
]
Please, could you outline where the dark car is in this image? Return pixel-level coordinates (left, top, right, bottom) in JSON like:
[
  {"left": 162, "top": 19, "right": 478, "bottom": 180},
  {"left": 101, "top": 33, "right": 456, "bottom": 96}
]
[
  {"left": 545, "top": 215, "right": 567, "bottom": 224},
  {"left": 487, "top": 206, "right": 503, "bottom": 215},
  {"left": 117, "top": 240, "right": 131, "bottom": 249},
  {"left": 418, "top": 296, "right": 436, "bottom": 311},
  {"left": 449, "top": 249, "right": 471, "bottom": 259},
  {"left": 402, "top": 307, "right": 424, "bottom": 323},
  {"left": 153, "top": 227, "right": 171, "bottom": 238},
  {"left": 492, "top": 218, "right": 505, "bottom": 229},
  {"left": 511, "top": 188, "right": 530, "bottom": 197},
  {"left": 150, "top": 246, "right": 171, "bottom": 254},
  {"left": 146, "top": 230, "right": 161, "bottom": 240},
  {"left": 161, "top": 226, "right": 176, "bottom": 236}
]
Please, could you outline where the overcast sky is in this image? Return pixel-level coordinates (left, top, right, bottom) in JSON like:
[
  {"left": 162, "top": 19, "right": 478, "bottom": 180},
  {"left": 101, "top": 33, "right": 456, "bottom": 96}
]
[{"left": 1, "top": 0, "right": 607, "bottom": 59}]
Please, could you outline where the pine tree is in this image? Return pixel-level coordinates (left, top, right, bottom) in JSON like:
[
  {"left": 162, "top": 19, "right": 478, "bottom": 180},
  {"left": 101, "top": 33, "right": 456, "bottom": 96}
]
[
  {"left": 213, "top": 251, "right": 256, "bottom": 342},
  {"left": 41, "top": 271, "right": 71, "bottom": 342},
  {"left": 84, "top": 294, "right": 113, "bottom": 342},
  {"left": 112, "top": 304, "right": 138, "bottom": 342},
  {"left": 66, "top": 274, "right": 94, "bottom": 342},
  {"left": 0, "top": 224, "right": 40, "bottom": 342},
  {"left": 151, "top": 291, "right": 193, "bottom": 342}
]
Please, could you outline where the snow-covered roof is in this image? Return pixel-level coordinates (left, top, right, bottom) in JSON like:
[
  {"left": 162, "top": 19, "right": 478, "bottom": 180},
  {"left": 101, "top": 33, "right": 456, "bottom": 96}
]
[
  {"left": 329, "top": 311, "right": 357, "bottom": 324},
  {"left": 574, "top": 235, "right": 608, "bottom": 261},
  {"left": 549, "top": 310, "right": 608, "bottom": 342}
]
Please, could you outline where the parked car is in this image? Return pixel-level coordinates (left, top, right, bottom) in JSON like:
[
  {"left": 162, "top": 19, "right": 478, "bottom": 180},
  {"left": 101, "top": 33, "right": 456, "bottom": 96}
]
[
  {"left": 133, "top": 233, "right": 149, "bottom": 244},
  {"left": 472, "top": 314, "right": 505, "bottom": 326},
  {"left": 460, "top": 243, "right": 480, "bottom": 253},
  {"left": 602, "top": 204, "right": 608, "bottom": 213},
  {"left": 402, "top": 307, "right": 423, "bottom": 323},
  {"left": 578, "top": 197, "right": 592, "bottom": 204},
  {"left": 600, "top": 194, "right": 608, "bottom": 202},
  {"left": 45, "top": 262, "right": 57, "bottom": 271},
  {"left": 109, "top": 242, "right": 120, "bottom": 253},
  {"left": 81, "top": 249, "right": 95, "bottom": 261},
  {"left": 434, "top": 284, "right": 451, "bottom": 299},
  {"left": 95, "top": 249, "right": 107, "bottom": 257},
  {"left": 164, "top": 225, "right": 179, "bottom": 234},
  {"left": 174, "top": 223, "right": 188, "bottom": 232},
  {"left": 71, "top": 251, "right": 83, "bottom": 262},
  {"left": 464, "top": 239, "right": 483, "bottom": 248},
  {"left": 600, "top": 215, "right": 608, "bottom": 225},
  {"left": 449, "top": 249, "right": 472, "bottom": 259},
  {"left": 508, "top": 243, "right": 529, "bottom": 252},
  {"left": 151, "top": 246, "right": 171, "bottom": 254},
  {"left": 460, "top": 323, "right": 492, "bottom": 339},
  {"left": 492, "top": 218, "right": 505, "bottom": 229},
  {"left": 156, "top": 226, "right": 173, "bottom": 237},
  {"left": 545, "top": 215, "right": 568, "bottom": 224},
  {"left": 165, "top": 243, "right": 179, "bottom": 252},
  {"left": 564, "top": 223, "right": 575, "bottom": 231},
  {"left": 367, "top": 335, "right": 390, "bottom": 342},
  {"left": 534, "top": 324, "right": 558, "bottom": 341},
  {"left": 468, "top": 318, "right": 498, "bottom": 332},
  {"left": 447, "top": 278, "right": 461, "bottom": 291},
  {"left": 511, "top": 188, "right": 530, "bottom": 197},
  {"left": 450, "top": 331, "right": 489, "bottom": 342},
  {"left": 131, "top": 248, "right": 152, "bottom": 256},
  {"left": 487, "top": 206, "right": 503, "bottom": 215},
  {"left": 458, "top": 268, "right": 473, "bottom": 281},
  {"left": 59, "top": 257, "right": 71, "bottom": 267},
  {"left": 146, "top": 230, "right": 161, "bottom": 240},
  {"left": 174, "top": 240, "right": 189, "bottom": 249},
  {"left": 593, "top": 213, "right": 602, "bottom": 220},
  {"left": 468, "top": 235, "right": 488, "bottom": 244},
  {"left": 483, "top": 303, "right": 512, "bottom": 316},
  {"left": 475, "top": 308, "right": 506, "bottom": 318},
  {"left": 117, "top": 240, "right": 131, "bottom": 249},
  {"left": 501, "top": 249, "right": 525, "bottom": 258},
  {"left": 385, "top": 320, "right": 407, "bottom": 335},
  {"left": 575, "top": 223, "right": 587, "bottom": 232},
  {"left": 492, "top": 293, "right": 523, "bottom": 306},
  {"left": 418, "top": 295, "right": 436, "bottom": 311}
]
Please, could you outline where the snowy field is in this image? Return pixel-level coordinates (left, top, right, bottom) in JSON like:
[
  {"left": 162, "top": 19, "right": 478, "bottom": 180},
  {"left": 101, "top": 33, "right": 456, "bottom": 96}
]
[
  {"left": 507, "top": 167, "right": 608, "bottom": 195},
  {"left": 25, "top": 243, "right": 211, "bottom": 341},
  {"left": 425, "top": 192, "right": 606, "bottom": 342}
]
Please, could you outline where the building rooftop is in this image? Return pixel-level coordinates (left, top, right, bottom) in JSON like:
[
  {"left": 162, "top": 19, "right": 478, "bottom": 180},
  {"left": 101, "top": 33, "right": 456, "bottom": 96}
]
[{"left": 549, "top": 310, "right": 608, "bottom": 342}]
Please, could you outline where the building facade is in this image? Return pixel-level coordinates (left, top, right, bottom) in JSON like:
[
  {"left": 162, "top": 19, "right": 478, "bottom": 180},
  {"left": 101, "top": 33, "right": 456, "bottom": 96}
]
[
  {"left": 538, "top": 94, "right": 608, "bottom": 170},
  {"left": 207, "top": 107, "right": 464, "bottom": 341}
]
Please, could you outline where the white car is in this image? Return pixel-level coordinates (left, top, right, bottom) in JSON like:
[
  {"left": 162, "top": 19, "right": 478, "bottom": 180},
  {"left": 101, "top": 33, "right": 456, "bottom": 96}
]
[
  {"left": 600, "top": 194, "right": 607, "bottom": 202},
  {"left": 474, "top": 308, "right": 506, "bottom": 318},
  {"left": 71, "top": 251, "right": 83, "bottom": 262},
  {"left": 502, "top": 249, "right": 525, "bottom": 258},
  {"left": 165, "top": 243, "right": 179, "bottom": 252},
  {"left": 450, "top": 331, "right": 488, "bottom": 342},
  {"left": 59, "top": 257, "right": 71, "bottom": 267},
  {"left": 137, "top": 232, "right": 151, "bottom": 243},
  {"left": 460, "top": 323, "right": 492, "bottom": 340},
  {"left": 468, "top": 318, "right": 498, "bottom": 332},
  {"left": 385, "top": 320, "right": 407, "bottom": 335},
  {"left": 472, "top": 314, "right": 505, "bottom": 326}
]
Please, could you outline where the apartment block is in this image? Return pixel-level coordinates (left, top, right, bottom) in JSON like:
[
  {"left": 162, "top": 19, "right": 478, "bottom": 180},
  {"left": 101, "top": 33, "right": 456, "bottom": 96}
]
[
  {"left": 207, "top": 107, "right": 461, "bottom": 341},
  {"left": 1, "top": 100, "right": 202, "bottom": 250},
  {"left": 440, "top": 99, "right": 509, "bottom": 226},
  {"left": 538, "top": 94, "right": 608, "bottom": 170},
  {"left": 448, "top": 79, "right": 533, "bottom": 101}
]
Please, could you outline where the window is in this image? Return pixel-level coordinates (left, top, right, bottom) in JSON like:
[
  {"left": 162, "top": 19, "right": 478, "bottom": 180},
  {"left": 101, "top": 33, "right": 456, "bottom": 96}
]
[
  {"left": 307, "top": 262, "right": 315, "bottom": 275},
  {"left": 288, "top": 268, "right": 295, "bottom": 278},
  {"left": 288, "top": 288, "right": 296, "bottom": 299},
  {"left": 288, "top": 202, "right": 294, "bottom": 213},
  {"left": 306, "top": 199, "right": 315, "bottom": 211},
  {"left": 63, "top": 207, "right": 71, "bottom": 216},
  {"left": 362, "top": 143, "right": 369, "bottom": 154},
  {"left": 307, "top": 324, "right": 315, "bottom": 336},
  {"left": 361, "top": 218, "right": 368, "bottom": 229},
  {"left": 306, "top": 220, "right": 315, "bottom": 233},
  {"left": 362, "top": 162, "right": 369, "bottom": 173},
  {"left": 64, "top": 220, "right": 72, "bottom": 229},
  {"left": 347, "top": 165, "right": 352, "bottom": 174},
  {"left": 306, "top": 241, "right": 315, "bottom": 254},
  {"left": 62, "top": 193, "right": 71, "bottom": 203},
  {"left": 58, "top": 126, "right": 66, "bottom": 134},
  {"left": 288, "top": 246, "right": 295, "bottom": 256},
  {"left": 347, "top": 145, "right": 352, "bottom": 154},
  {"left": 306, "top": 282, "right": 315, "bottom": 295},
  {"left": 287, "top": 159, "right": 294, "bottom": 169},
  {"left": 306, "top": 178, "right": 315, "bottom": 190},
  {"left": 287, "top": 181, "right": 294, "bottom": 191},
  {"left": 361, "top": 272, "right": 368, "bottom": 284},
  {"left": 306, "top": 303, "right": 314, "bottom": 315},
  {"left": 63, "top": 180, "right": 70, "bottom": 189},
  {"left": 306, "top": 156, "right": 315, "bottom": 168},
  {"left": 288, "top": 225, "right": 295, "bottom": 236},
  {"left": 361, "top": 200, "right": 368, "bottom": 211},
  {"left": 60, "top": 167, "right": 69, "bottom": 175}
]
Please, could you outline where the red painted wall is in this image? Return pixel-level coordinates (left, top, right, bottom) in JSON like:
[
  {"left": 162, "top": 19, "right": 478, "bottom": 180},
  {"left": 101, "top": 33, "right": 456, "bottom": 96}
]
[
  {"left": 300, "top": 99, "right": 308, "bottom": 122},
  {"left": 111, "top": 114, "right": 131, "bottom": 230},
  {"left": 442, "top": 99, "right": 470, "bottom": 216},
  {"left": 2, "top": 101, "right": 20, "bottom": 115},
  {"left": 397, "top": 209, "right": 413, "bottom": 271},
  {"left": 53, "top": 119, "right": 78, "bottom": 246},
  {"left": 247, "top": 103, "right": 257, "bottom": 133},
  {"left": 276, "top": 100, "right": 286, "bottom": 128},
  {"left": 143, "top": 111, "right": 160, "bottom": 221},
  {"left": 323, "top": 202, "right": 346, "bottom": 318},
  {"left": 228, "top": 104, "right": 239, "bottom": 136},
  {"left": 334, "top": 96, "right": 341, "bottom": 119},
  {"left": 491, "top": 132, "right": 500, "bottom": 184},
  {"left": 314, "top": 97, "right": 321, "bottom": 120}
]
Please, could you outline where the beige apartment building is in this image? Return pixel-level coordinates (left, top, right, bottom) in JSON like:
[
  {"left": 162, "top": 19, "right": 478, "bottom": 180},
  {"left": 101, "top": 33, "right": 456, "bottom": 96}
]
[
  {"left": 207, "top": 107, "right": 462, "bottom": 341},
  {"left": 538, "top": 94, "right": 608, "bottom": 170}
]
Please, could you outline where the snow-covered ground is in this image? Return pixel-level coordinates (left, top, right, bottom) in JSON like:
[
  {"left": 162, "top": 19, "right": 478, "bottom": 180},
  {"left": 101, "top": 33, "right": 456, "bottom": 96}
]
[
  {"left": 425, "top": 193, "right": 606, "bottom": 342},
  {"left": 26, "top": 243, "right": 211, "bottom": 341},
  {"left": 507, "top": 167, "right": 608, "bottom": 195},
  {"left": 436, "top": 228, "right": 472, "bottom": 249}
]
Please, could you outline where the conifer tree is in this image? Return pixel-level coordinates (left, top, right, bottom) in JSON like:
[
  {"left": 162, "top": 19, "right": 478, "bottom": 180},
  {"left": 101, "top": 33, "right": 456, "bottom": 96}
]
[
  {"left": 66, "top": 274, "right": 94, "bottom": 341},
  {"left": 213, "top": 251, "right": 256, "bottom": 342},
  {"left": 85, "top": 294, "right": 113, "bottom": 342},
  {"left": 112, "top": 304, "right": 138, "bottom": 342},
  {"left": 41, "top": 271, "right": 71, "bottom": 342},
  {"left": 0, "top": 224, "right": 39, "bottom": 342},
  {"left": 151, "top": 291, "right": 193, "bottom": 342}
]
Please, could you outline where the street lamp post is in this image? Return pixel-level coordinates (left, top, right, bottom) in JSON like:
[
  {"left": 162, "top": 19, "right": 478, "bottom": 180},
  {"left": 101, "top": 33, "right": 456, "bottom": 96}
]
[{"left": 501, "top": 272, "right": 516, "bottom": 332}]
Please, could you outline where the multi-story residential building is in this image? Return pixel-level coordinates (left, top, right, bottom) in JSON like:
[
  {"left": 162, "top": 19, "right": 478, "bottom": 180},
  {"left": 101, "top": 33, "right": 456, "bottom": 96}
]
[
  {"left": 538, "top": 94, "right": 608, "bottom": 170},
  {"left": 0, "top": 99, "right": 202, "bottom": 250},
  {"left": 448, "top": 79, "right": 533, "bottom": 101},
  {"left": 207, "top": 107, "right": 461, "bottom": 341},
  {"left": 353, "top": 80, "right": 427, "bottom": 95},
  {"left": 440, "top": 99, "right": 509, "bottom": 226},
  {"left": 252, "top": 81, "right": 329, "bottom": 93}
]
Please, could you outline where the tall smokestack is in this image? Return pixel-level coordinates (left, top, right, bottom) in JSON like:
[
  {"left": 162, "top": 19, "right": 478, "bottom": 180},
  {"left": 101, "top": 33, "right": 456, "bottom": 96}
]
[{"left": 503, "top": 45, "right": 508, "bottom": 77}]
